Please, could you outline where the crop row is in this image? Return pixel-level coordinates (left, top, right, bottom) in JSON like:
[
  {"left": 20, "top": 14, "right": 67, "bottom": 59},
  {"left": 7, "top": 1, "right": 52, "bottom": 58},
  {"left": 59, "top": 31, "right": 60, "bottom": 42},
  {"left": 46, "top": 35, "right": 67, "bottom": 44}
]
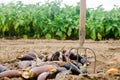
[{"left": 0, "top": 1, "right": 120, "bottom": 40}]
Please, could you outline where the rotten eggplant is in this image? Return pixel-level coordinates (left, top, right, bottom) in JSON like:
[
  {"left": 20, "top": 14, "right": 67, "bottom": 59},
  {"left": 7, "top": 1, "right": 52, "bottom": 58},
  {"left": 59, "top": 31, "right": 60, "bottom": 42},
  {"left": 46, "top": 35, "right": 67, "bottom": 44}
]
[
  {"left": 17, "top": 51, "right": 37, "bottom": 61},
  {"left": 22, "top": 65, "right": 57, "bottom": 79},
  {"left": 0, "top": 70, "right": 22, "bottom": 78},
  {"left": 0, "top": 65, "right": 8, "bottom": 73}
]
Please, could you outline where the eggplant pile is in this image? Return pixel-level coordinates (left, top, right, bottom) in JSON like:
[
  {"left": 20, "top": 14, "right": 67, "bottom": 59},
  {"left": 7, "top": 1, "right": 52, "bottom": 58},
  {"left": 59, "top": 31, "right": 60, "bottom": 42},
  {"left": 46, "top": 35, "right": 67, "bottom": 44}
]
[{"left": 0, "top": 50, "right": 91, "bottom": 80}]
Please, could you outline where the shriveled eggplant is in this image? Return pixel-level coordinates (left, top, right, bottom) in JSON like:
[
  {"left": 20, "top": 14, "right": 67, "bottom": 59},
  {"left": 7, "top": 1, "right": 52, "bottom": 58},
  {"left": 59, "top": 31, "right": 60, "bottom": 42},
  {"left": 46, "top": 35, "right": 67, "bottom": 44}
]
[
  {"left": 63, "top": 62, "right": 83, "bottom": 75},
  {"left": 69, "top": 53, "right": 88, "bottom": 65},
  {"left": 37, "top": 70, "right": 56, "bottom": 80},
  {"left": 64, "top": 51, "right": 73, "bottom": 57},
  {"left": 17, "top": 54, "right": 35, "bottom": 61},
  {"left": 35, "top": 61, "right": 66, "bottom": 67},
  {"left": 72, "top": 61, "right": 82, "bottom": 68},
  {"left": 47, "top": 54, "right": 53, "bottom": 61},
  {"left": 37, "top": 72, "right": 50, "bottom": 80},
  {"left": 0, "top": 65, "right": 8, "bottom": 73},
  {"left": 16, "top": 61, "right": 35, "bottom": 69},
  {"left": 38, "top": 54, "right": 44, "bottom": 60},
  {"left": 22, "top": 65, "right": 57, "bottom": 79},
  {"left": 17, "top": 51, "right": 37, "bottom": 61},
  {"left": 0, "top": 70, "right": 22, "bottom": 78},
  {"left": 3, "top": 76, "right": 10, "bottom": 80},
  {"left": 46, "top": 51, "right": 60, "bottom": 61},
  {"left": 55, "top": 70, "right": 71, "bottom": 80},
  {"left": 56, "top": 67, "right": 67, "bottom": 72},
  {"left": 51, "top": 51, "right": 60, "bottom": 61}
]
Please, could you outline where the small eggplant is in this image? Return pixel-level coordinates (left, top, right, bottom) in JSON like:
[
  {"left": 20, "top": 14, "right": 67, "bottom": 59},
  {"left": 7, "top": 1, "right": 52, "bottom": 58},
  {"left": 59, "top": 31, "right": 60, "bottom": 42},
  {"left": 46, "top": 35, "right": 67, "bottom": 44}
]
[
  {"left": 22, "top": 65, "right": 57, "bottom": 79},
  {"left": 0, "top": 70, "right": 22, "bottom": 78},
  {"left": 0, "top": 65, "right": 8, "bottom": 73}
]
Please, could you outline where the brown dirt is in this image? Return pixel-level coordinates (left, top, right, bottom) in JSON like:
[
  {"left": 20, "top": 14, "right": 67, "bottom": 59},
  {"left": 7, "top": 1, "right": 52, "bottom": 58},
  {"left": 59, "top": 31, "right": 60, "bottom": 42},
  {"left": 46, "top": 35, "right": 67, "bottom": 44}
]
[{"left": 0, "top": 39, "right": 120, "bottom": 80}]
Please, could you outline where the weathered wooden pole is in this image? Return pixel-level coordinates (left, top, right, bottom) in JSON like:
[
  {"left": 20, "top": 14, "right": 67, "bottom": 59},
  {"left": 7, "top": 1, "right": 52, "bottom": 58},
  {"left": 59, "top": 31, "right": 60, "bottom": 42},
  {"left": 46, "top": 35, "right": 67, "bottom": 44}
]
[{"left": 79, "top": 0, "right": 86, "bottom": 47}]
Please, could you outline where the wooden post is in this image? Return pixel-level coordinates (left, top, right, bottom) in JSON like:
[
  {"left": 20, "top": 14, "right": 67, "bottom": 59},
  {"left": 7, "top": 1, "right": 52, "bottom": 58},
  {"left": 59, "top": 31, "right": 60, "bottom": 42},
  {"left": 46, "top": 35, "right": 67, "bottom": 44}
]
[{"left": 79, "top": 0, "right": 86, "bottom": 47}]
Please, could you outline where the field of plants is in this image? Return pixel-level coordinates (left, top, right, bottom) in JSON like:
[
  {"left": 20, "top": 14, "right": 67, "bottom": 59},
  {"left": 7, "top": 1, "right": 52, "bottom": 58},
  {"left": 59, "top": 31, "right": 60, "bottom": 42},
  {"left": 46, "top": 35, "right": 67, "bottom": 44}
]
[
  {"left": 0, "top": 0, "right": 120, "bottom": 40},
  {"left": 0, "top": 1, "right": 120, "bottom": 80}
]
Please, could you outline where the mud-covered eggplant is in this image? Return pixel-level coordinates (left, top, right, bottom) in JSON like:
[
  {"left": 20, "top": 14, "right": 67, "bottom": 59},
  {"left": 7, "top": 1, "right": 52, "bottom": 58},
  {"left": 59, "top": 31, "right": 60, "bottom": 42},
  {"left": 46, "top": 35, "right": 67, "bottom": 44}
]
[
  {"left": 0, "top": 65, "right": 8, "bottom": 73},
  {"left": 55, "top": 70, "right": 71, "bottom": 80},
  {"left": 17, "top": 54, "right": 35, "bottom": 61},
  {"left": 22, "top": 65, "right": 57, "bottom": 79},
  {"left": 47, "top": 54, "right": 53, "bottom": 61},
  {"left": 51, "top": 51, "right": 60, "bottom": 61},
  {"left": 38, "top": 54, "right": 44, "bottom": 60},
  {"left": 63, "top": 62, "right": 83, "bottom": 75},
  {"left": 41, "top": 55, "right": 48, "bottom": 62},
  {"left": 37, "top": 69, "right": 57, "bottom": 80},
  {"left": 0, "top": 70, "right": 22, "bottom": 78},
  {"left": 64, "top": 51, "right": 73, "bottom": 57},
  {"left": 37, "top": 72, "right": 50, "bottom": 80},
  {"left": 3, "top": 76, "right": 10, "bottom": 80},
  {"left": 72, "top": 61, "right": 82, "bottom": 68},
  {"left": 17, "top": 51, "right": 37, "bottom": 61},
  {"left": 16, "top": 61, "right": 35, "bottom": 69},
  {"left": 35, "top": 61, "right": 66, "bottom": 67},
  {"left": 47, "top": 51, "right": 60, "bottom": 61},
  {"left": 56, "top": 67, "right": 67, "bottom": 72},
  {"left": 69, "top": 53, "right": 88, "bottom": 65}
]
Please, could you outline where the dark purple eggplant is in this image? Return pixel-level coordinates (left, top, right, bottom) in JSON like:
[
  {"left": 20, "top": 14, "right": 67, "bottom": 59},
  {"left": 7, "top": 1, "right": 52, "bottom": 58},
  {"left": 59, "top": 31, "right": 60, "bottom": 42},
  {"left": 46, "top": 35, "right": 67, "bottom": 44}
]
[
  {"left": 62, "top": 62, "right": 83, "bottom": 75},
  {"left": 17, "top": 51, "right": 38, "bottom": 61},
  {"left": 72, "top": 61, "right": 82, "bottom": 68}
]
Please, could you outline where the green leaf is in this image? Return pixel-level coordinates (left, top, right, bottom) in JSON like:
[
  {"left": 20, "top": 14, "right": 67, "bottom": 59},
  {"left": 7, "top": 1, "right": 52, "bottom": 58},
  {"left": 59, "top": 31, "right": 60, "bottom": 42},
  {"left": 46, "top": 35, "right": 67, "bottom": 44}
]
[
  {"left": 45, "top": 34, "right": 51, "bottom": 39},
  {"left": 106, "top": 26, "right": 112, "bottom": 34},
  {"left": 67, "top": 28, "right": 72, "bottom": 37},
  {"left": 23, "top": 35, "right": 28, "bottom": 39},
  {"left": 56, "top": 31, "right": 62, "bottom": 37},
  {"left": 61, "top": 34, "right": 66, "bottom": 40},
  {"left": 60, "top": 26, "right": 66, "bottom": 32},
  {"left": 97, "top": 33, "right": 102, "bottom": 40},
  {"left": 90, "top": 29, "right": 96, "bottom": 40}
]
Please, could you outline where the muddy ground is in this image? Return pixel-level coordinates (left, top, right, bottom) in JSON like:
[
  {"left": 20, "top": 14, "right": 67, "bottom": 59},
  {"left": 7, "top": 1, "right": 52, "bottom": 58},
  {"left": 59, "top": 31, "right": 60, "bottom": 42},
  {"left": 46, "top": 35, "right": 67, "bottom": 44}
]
[{"left": 0, "top": 39, "right": 120, "bottom": 80}]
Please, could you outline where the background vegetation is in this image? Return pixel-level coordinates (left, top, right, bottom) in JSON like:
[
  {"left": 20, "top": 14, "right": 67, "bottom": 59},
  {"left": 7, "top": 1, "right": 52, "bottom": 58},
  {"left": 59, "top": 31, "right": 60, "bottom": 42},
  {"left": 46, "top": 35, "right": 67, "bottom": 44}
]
[{"left": 0, "top": 0, "right": 120, "bottom": 40}]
